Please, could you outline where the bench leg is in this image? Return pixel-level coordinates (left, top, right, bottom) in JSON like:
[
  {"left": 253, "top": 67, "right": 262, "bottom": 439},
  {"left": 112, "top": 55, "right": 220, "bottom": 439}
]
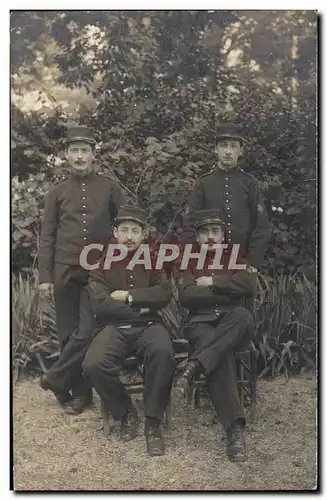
[
  {"left": 250, "top": 347, "right": 258, "bottom": 424},
  {"left": 101, "top": 399, "right": 111, "bottom": 438},
  {"left": 194, "top": 388, "right": 201, "bottom": 408},
  {"left": 164, "top": 401, "right": 172, "bottom": 430}
]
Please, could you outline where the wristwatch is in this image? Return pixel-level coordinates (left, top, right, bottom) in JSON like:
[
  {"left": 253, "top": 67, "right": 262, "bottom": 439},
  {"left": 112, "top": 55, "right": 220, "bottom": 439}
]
[{"left": 126, "top": 293, "right": 133, "bottom": 306}]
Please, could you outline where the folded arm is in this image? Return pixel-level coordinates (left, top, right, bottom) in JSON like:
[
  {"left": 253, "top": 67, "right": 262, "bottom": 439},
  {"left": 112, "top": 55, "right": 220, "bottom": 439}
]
[{"left": 128, "top": 271, "right": 172, "bottom": 310}]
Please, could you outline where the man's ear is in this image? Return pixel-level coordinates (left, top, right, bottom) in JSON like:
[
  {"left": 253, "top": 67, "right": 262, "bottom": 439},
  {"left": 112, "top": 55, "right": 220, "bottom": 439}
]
[
  {"left": 142, "top": 226, "right": 149, "bottom": 239},
  {"left": 113, "top": 226, "right": 118, "bottom": 238}
]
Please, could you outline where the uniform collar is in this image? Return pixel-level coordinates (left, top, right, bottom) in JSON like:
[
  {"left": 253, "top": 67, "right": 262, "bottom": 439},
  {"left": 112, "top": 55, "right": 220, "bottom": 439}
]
[
  {"left": 214, "top": 164, "right": 240, "bottom": 176},
  {"left": 68, "top": 169, "right": 97, "bottom": 182}
]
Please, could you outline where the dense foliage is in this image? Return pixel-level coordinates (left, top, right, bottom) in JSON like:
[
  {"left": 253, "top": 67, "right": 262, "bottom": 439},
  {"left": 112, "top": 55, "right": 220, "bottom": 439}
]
[{"left": 11, "top": 10, "right": 317, "bottom": 276}]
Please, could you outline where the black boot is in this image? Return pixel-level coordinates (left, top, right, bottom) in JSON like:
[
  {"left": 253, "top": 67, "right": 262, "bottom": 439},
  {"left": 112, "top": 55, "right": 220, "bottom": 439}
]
[
  {"left": 145, "top": 418, "right": 165, "bottom": 456},
  {"left": 64, "top": 396, "right": 87, "bottom": 415},
  {"left": 120, "top": 406, "right": 139, "bottom": 442},
  {"left": 65, "top": 381, "right": 93, "bottom": 415},
  {"left": 174, "top": 360, "right": 201, "bottom": 398},
  {"left": 40, "top": 375, "right": 72, "bottom": 408},
  {"left": 226, "top": 419, "right": 247, "bottom": 463}
]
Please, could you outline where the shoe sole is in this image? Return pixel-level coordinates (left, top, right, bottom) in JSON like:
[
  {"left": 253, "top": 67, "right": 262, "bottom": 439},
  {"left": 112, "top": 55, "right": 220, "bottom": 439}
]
[
  {"left": 147, "top": 448, "right": 165, "bottom": 456},
  {"left": 64, "top": 406, "right": 85, "bottom": 415}
]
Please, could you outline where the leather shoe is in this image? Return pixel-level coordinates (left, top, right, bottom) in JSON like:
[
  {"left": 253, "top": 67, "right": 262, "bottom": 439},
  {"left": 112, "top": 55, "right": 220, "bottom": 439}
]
[
  {"left": 145, "top": 418, "right": 165, "bottom": 456},
  {"left": 226, "top": 420, "right": 247, "bottom": 463},
  {"left": 64, "top": 396, "right": 87, "bottom": 415},
  {"left": 40, "top": 375, "right": 72, "bottom": 407}
]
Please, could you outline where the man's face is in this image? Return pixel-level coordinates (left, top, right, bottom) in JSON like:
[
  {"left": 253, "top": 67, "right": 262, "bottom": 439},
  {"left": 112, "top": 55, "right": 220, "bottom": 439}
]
[
  {"left": 196, "top": 223, "right": 224, "bottom": 248},
  {"left": 66, "top": 141, "right": 94, "bottom": 175},
  {"left": 114, "top": 220, "right": 146, "bottom": 251},
  {"left": 215, "top": 139, "right": 242, "bottom": 169}
]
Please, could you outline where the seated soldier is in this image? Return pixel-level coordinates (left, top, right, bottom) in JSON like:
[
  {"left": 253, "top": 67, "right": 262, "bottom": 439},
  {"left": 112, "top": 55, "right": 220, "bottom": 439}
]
[
  {"left": 83, "top": 205, "right": 175, "bottom": 457},
  {"left": 174, "top": 209, "right": 256, "bottom": 463}
]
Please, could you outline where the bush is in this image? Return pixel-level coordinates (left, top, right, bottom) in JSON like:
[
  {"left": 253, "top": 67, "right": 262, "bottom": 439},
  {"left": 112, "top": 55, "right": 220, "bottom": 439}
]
[
  {"left": 12, "top": 270, "right": 59, "bottom": 380},
  {"left": 254, "top": 271, "right": 316, "bottom": 378},
  {"left": 12, "top": 270, "right": 316, "bottom": 380}
]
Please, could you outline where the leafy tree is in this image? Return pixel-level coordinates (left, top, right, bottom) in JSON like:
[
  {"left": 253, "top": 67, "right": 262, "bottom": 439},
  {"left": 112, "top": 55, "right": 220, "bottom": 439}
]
[{"left": 11, "top": 10, "right": 317, "bottom": 276}]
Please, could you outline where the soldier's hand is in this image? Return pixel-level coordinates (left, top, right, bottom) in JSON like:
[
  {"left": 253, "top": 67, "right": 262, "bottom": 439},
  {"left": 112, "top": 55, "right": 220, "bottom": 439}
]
[
  {"left": 140, "top": 308, "right": 150, "bottom": 315},
  {"left": 39, "top": 282, "right": 54, "bottom": 295},
  {"left": 196, "top": 276, "right": 213, "bottom": 287},
  {"left": 110, "top": 290, "right": 129, "bottom": 301}
]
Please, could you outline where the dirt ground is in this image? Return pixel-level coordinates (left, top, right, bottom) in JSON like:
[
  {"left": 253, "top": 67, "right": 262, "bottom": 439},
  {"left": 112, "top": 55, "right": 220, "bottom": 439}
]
[{"left": 13, "top": 374, "right": 317, "bottom": 491}]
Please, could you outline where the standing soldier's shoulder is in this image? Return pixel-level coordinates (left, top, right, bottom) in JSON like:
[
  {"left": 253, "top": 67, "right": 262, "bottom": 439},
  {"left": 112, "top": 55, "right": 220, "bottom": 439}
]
[
  {"left": 97, "top": 171, "right": 115, "bottom": 181},
  {"left": 96, "top": 171, "right": 120, "bottom": 187},
  {"left": 239, "top": 169, "right": 259, "bottom": 185},
  {"left": 197, "top": 167, "right": 215, "bottom": 183},
  {"left": 46, "top": 175, "right": 68, "bottom": 195}
]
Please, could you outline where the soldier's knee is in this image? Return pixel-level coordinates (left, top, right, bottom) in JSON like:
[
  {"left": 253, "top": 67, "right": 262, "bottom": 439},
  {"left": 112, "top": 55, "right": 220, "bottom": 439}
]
[{"left": 82, "top": 350, "right": 103, "bottom": 378}]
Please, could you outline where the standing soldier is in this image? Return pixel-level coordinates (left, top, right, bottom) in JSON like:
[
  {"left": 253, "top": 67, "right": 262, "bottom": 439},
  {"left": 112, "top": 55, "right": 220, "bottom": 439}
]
[
  {"left": 185, "top": 123, "right": 270, "bottom": 272},
  {"left": 39, "top": 126, "right": 125, "bottom": 415}
]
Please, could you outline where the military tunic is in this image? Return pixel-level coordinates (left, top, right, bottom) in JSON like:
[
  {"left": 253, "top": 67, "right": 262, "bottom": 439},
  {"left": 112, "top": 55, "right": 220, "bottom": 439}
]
[
  {"left": 83, "top": 252, "right": 175, "bottom": 421},
  {"left": 186, "top": 167, "right": 270, "bottom": 270},
  {"left": 39, "top": 170, "right": 125, "bottom": 282}
]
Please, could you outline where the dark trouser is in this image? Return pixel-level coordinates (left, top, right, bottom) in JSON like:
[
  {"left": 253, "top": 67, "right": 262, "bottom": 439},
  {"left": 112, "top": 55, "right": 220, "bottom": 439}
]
[
  {"left": 83, "top": 323, "right": 176, "bottom": 421},
  {"left": 184, "top": 307, "right": 254, "bottom": 431},
  {"left": 46, "top": 264, "right": 95, "bottom": 397}
]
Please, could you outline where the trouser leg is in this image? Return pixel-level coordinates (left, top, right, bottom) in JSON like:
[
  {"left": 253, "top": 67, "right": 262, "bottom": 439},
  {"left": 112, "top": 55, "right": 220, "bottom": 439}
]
[
  {"left": 187, "top": 307, "right": 254, "bottom": 376},
  {"left": 184, "top": 308, "right": 253, "bottom": 430},
  {"left": 206, "top": 355, "right": 245, "bottom": 431},
  {"left": 53, "top": 264, "right": 80, "bottom": 348},
  {"left": 47, "top": 283, "right": 95, "bottom": 395},
  {"left": 135, "top": 323, "right": 175, "bottom": 421},
  {"left": 83, "top": 325, "right": 132, "bottom": 420}
]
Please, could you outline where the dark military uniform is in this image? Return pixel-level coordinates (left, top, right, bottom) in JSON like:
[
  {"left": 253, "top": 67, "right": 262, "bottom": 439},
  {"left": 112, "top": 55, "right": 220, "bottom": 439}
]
[
  {"left": 185, "top": 124, "right": 270, "bottom": 271},
  {"left": 39, "top": 127, "right": 124, "bottom": 401},
  {"left": 83, "top": 206, "right": 175, "bottom": 422},
  {"left": 176, "top": 209, "right": 256, "bottom": 432}
]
